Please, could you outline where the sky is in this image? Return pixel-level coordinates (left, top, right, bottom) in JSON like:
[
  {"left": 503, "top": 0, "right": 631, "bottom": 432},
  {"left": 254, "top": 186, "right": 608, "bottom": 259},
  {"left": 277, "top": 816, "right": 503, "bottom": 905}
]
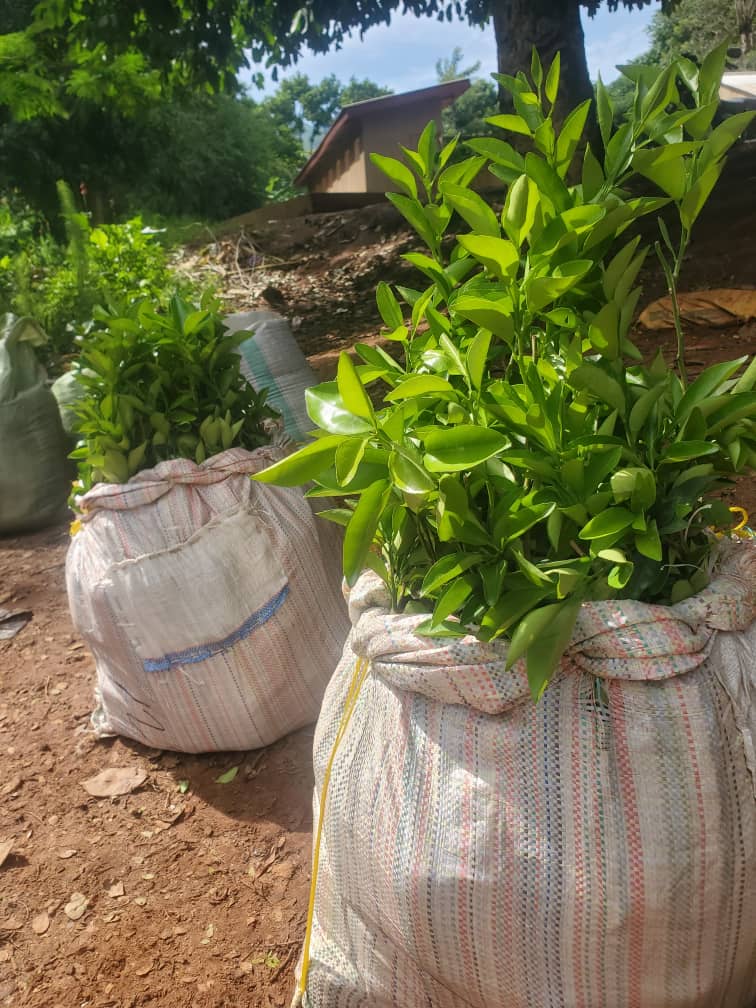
[{"left": 246, "top": 2, "right": 662, "bottom": 97}]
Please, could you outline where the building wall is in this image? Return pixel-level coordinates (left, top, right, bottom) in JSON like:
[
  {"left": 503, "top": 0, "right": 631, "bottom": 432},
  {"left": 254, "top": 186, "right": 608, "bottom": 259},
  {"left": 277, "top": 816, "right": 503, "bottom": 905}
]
[
  {"left": 362, "top": 99, "right": 445, "bottom": 192},
  {"left": 310, "top": 135, "right": 367, "bottom": 194}
]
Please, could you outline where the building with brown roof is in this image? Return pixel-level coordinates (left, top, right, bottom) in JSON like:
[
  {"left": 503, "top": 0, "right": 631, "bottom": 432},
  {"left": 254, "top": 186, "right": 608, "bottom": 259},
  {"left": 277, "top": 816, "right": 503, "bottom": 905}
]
[{"left": 294, "top": 79, "right": 470, "bottom": 195}]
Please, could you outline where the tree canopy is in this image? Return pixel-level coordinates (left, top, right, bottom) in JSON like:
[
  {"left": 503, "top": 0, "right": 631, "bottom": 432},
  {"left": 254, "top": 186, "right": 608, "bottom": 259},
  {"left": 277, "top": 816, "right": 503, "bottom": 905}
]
[{"left": 11, "top": 1, "right": 675, "bottom": 119}]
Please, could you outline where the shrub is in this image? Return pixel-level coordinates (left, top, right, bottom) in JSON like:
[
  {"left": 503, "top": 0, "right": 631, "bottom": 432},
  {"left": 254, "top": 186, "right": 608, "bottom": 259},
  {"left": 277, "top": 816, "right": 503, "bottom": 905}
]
[
  {"left": 70, "top": 294, "right": 277, "bottom": 497},
  {"left": 256, "top": 46, "right": 756, "bottom": 698}
]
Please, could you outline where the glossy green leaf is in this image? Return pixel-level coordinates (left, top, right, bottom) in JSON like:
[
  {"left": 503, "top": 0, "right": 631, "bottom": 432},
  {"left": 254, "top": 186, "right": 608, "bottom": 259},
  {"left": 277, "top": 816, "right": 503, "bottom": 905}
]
[
  {"left": 442, "top": 183, "right": 500, "bottom": 237},
  {"left": 675, "top": 357, "right": 748, "bottom": 421},
  {"left": 568, "top": 364, "right": 626, "bottom": 415},
  {"left": 432, "top": 576, "right": 474, "bottom": 625},
  {"left": 424, "top": 425, "right": 509, "bottom": 471},
  {"left": 305, "top": 384, "right": 372, "bottom": 435},
  {"left": 456, "top": 234, "right": 519, "bottom": 280},
  {"left": 579, "top": 507, "right": 635, "bottom": 540},
  {"left": 422, "top": 552, "right": 484, "bottom": 596},
  {"left": 253, "top": 434, "right": 345, "bottom": 486},
  {"left": 337, "top": 352, "right": 374, "bottom": 423},
  {"left": 545, "top": 53, "right": 560, "bottom": 105},
  {"left": 369, "top": 153, "right": 418, "bottom": 198},
  {"left": 376, "top": 281, "right": 404, "bottom": 329},
  {"left": 659, "top": 441, "right": 720, "bottom": 463},
  {"left": 384, "top": 375, "right": 456, "bottom": 401},
  {"left": 343, "top": 479, "right": 391, "bottom": 587},
  {"left": 389, "top": 448, "right": 436, "bottom": 495}
]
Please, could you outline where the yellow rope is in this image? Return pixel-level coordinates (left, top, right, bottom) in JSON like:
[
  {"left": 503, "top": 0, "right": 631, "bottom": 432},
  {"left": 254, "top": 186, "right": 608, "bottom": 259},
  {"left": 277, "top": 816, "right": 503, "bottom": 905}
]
[
  {"left": 729, "top": 506, "right": 749, "bottom": 533},
  {"left": 292, "top": 656, "right": 370, "bottom": 1008}
]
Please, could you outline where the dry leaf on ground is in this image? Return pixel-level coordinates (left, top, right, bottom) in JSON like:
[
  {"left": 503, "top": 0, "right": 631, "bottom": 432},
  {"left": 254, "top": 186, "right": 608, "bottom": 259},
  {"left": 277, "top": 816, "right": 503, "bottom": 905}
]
[
  {"left": 81, "top": 767, "right": 147, "bottom": 798},
  {"left": 107, "top": 882, "right": 125, "bottom": 898},
  {"left": 31, "top": 912, "right": 49, "bottom": 935},
  {"left": 63, "top": 893, "right": 88, "bottom": 921},
  {"left": 0, "top": 839, "right": 13, "bottom": 868},
  {"left": 57, "top": 848, "right": 77, "bottom": 859}
]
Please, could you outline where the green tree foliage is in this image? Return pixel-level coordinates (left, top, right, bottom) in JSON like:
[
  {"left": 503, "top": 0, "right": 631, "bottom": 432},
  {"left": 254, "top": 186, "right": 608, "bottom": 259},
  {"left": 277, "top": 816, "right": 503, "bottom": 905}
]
[
  {"left": 436, "top": 46, "right": 482, "bottom": 82},
  {"left": 262, "top": 73, "right": 391, "bottom": 148},
  {"left": 0, "top": 92, "right": 304, "bottom": 223},
  {"left": 12, "top": 1, "right": 677, "bottom": 128},
  {"left": 436, "top": 50, "right": 498, "bottom": 143},
  {"left": 605, "top": 0, "right": 755, "bottom": 119}
]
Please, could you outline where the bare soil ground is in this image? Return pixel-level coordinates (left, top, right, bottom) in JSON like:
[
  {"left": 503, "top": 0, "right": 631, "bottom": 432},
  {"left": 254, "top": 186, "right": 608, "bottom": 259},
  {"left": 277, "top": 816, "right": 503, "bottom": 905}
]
[{"left": 2, "top": 146, "right": 756, "bottom": 1008}]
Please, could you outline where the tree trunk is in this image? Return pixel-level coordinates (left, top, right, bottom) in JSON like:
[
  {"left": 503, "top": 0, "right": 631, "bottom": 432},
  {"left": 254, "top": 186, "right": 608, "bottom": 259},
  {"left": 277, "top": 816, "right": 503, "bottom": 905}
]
[
  {"left": 491, "top": 0, "right": 593, "bottom": 126},
  {"left": 735, "top": 1, "right": 755, "bottom": 54}
]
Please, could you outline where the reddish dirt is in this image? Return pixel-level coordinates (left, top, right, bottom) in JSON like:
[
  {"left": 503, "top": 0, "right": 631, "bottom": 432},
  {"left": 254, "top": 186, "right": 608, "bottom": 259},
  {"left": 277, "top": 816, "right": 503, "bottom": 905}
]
[{"left": 2, "top": 144, "right": 756, "bottom": 1008}]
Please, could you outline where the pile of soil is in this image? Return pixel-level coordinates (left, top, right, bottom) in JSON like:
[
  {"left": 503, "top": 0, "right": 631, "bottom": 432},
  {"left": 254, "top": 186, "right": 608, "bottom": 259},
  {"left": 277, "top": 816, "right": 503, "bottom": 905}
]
[{"left": 2, "top": 145, "right": 756, "bottom": 1008}]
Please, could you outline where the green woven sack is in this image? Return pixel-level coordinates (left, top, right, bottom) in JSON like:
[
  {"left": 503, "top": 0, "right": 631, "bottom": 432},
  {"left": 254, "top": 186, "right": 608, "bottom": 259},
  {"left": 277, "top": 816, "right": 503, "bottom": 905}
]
[{"left": 0, "top": 315, "right": 69, "bottom": 534}]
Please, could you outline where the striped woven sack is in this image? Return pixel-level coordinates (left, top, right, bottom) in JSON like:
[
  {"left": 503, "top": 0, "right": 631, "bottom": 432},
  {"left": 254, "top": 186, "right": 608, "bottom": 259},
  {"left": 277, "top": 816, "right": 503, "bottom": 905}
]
[
  {"left": 66, "top": 447, "right": 350, "bottom": 753},
  {"left": 300, "top": 542, "right": 756, "bottom": 1008}
]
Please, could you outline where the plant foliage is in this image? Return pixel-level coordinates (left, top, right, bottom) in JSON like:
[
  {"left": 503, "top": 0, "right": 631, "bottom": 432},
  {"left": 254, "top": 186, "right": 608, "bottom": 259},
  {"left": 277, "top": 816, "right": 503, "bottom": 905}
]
[
  {"left": 70, "top": 295, "right": 277, "bottom": 497},
  {"left": 256, "top": 46, "right": 756, "bottom": 699}
]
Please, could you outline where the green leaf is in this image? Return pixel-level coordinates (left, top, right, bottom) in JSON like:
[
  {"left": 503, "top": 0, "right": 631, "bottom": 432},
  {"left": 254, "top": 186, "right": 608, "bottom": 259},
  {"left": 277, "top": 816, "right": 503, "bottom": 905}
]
[
  {"left": 502, "top": 174, "right": 539, "bottom": 247},
  {"left": 384, "top": 375, "right": 455, "bottom": 401},
  {"left": 629, "top": 381, "right": 667, "bottom": 436},
  {"left": 635, "top": 521, "right": 662, "bottom": 561},
  {"left": 659, "top": 441, "right": 719, "bottom": 463},
  {"left": 376, "top": 282, "right": 403, "bottom": 329},
  {"left": 579, "top": 507, "right": 635, "bottom": 540},
  {"left": 452, "top": 296, "right": 515, "bottom": 342},
  {"left": 680, "top": 162, "right": 722, "bottom": 231},
  {"left": 305, "top": 384, "right": 372, "bottom": 435},
  {"left": 525, "top": 152, "right": 570, "bottom": 211},
  {"left": 432, "top": 576, "right": 474, "bottom": 625},
  {"left": 555, "top": 99, "right": 591, "bottom": 176},
  {"left": 507, "top": 600, "right": 581, "bottom": 700},
  {"left": 343, "top": 479, "right": 391, "bottom": 587},
  {"left": 588, "top": 301, "right": 620, "bottom": 359},
  {"left": 422, "top": 552, "right": 484, "bottom": 596},
  {"left": 486, "top": 113, "right": 533, "bottom": 136},
  {"left": 369, "top": 153, "right": 418, "bottom": 198},
  {"left": 568, "top": 364, "right": 626, "bottom": 415},
  {"left": 456, "top": 234, "right": 519, "bottom": 280},
  {"left": 253, "top": 434, "right": 345, "bottom": 486},
  {"left": 386, "top": 193, "right": 439, "bottom": 253},
  {"left": 676, "top": 357, "right": 748, "bottom": 421},
  {"left": 595, "top": 75, "right": 613, "bottom": 148},
  {"left": 335, "top": 438, "right": 368, "bottom": 485},
  {"left": 388, "top": 448, "right": 436, "bottom": 496},
  {"left": 424, "top": 425, "right": 509, "bottom": 472},
  {"left": 531, "top": 47, "right": 544, "bottom": 92},
  {"left": 466, "top": 329, "right": 491, "bottom": 391},
  {"left": 417, "top": 120, "right": 437, "bottom": 176},
  {"left": 525, "top": 261, "right": 592, "bottom": 312},
  {"left": 545, "top": 53, "right": 560, "bottom": 105},
  {"left": 442, "top": 183, "right": 500, "bottom": 237},
  {"left": 215, "top": 766, "right": 239, "bottom": 784},
  {"left": 336, "top": 353, "right": 374, "bottom": 423}
]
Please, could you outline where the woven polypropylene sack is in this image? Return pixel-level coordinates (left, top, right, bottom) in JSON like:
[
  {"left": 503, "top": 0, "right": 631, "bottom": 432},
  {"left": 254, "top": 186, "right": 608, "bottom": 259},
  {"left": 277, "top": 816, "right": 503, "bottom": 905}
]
[
  {"left": 66, "top": 447, "right": 349, "bottom": 753},
  {"left": 301, "top": 543, "right": 756, "bottom": 1008},
  {"left": 0, "top": 316, "right": 68, "bottom": 534},
  {"left": 226, "top": 310, "right": 316, "bottom": 443}
]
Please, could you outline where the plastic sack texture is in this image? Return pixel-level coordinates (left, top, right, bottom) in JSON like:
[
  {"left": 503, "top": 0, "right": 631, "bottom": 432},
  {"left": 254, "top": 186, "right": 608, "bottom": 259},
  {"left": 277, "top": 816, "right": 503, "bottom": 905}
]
[
  {"left": 227, "top": 310, "right": 316, "bottom": 443},
  {"left": 66, "top": 447, "right": 350, "bottom": 753},
  {"left": 301, "top": 544, "right": 756, "bottom": 1008},
  {"left": 0, "top": 315, "right": 69, "bottom": 534}
]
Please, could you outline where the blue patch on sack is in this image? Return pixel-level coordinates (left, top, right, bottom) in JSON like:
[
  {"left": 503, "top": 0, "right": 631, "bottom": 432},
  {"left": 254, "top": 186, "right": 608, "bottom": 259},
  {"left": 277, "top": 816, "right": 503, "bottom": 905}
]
[{"left": 143, "top": 583, "right": 289, "bottom": 673}]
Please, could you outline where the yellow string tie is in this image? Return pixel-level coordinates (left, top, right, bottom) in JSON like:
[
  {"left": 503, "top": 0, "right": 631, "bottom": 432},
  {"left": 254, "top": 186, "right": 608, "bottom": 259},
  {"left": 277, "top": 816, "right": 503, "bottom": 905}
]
[
  {"left": 729, "top": 506, "right": 749, "bottom": 533},
  {"left": 292, "top": 656, "right": 370, "bottom": 1008}
]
